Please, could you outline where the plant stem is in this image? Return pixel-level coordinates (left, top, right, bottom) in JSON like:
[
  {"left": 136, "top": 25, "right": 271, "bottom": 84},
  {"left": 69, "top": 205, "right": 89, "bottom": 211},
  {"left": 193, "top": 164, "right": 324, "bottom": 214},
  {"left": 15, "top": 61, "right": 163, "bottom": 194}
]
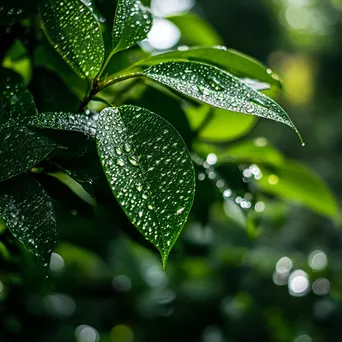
[
  {"left": 78, "top": 72, "right": 142, "bottom": 111},
  {"left": 92, "top": 96, "right": 114, "bottom": 108}
]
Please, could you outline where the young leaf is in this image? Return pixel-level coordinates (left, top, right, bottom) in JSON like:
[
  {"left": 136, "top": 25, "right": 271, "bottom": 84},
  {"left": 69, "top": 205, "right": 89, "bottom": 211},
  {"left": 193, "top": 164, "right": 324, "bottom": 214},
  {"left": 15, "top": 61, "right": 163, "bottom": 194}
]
[
  {"left": 137, "top": 46, "right": 281, "bottom": 88},
  {"left": 141, "top": 61, "right": 302, "bottom": 142},
  {"left": 112, "top": 0, "right": 152, "bottom": 53},
  {"left": 1, "top": 68, "right": 37, "bottom": 126},
  {"left": 0, "top": 174, "right": 57, "bottom": 266},
  {"left": 96, "top": 105, "right": 195, "bottom": 267},
  {"left": 0, "top": 126, "right": 61, "bottom": 182},
  {"left": 41, "top": 0, "right": 105, "bottom": 79}
]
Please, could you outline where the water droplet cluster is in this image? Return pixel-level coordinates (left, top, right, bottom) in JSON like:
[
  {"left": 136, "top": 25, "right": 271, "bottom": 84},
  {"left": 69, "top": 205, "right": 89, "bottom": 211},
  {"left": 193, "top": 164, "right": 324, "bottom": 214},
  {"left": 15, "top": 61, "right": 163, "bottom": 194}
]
[
  {"left": 112, "top": 0, "right": 152, "bottom": 52},
  {"left": 41, "top": 0, "right": 105, "bottom": 79},
  {"left": 96, "top": 106, "right": 195, "bottom": 259},
  {"left": 0, "top": 175, "right": 57, "bottom": 266},
  {"left": 143, "top": 61, "right": 295, "bottom": 129}
]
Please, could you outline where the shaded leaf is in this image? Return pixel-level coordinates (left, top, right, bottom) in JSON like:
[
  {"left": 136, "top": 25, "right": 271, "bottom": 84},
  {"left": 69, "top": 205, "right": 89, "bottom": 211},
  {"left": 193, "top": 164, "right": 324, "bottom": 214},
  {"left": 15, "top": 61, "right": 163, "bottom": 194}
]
[
  {"left": 41, "top": 0, "right": 105, "bottom": 79},
  {"left": 256, "top": 161, "right": 338, "bottom": 220},
  {"left": 0, "top": 0, "right": 40, "bottom": 26},
  {"left": 96, "top": 105, "right": 195, "bottom": 267},
  {"left": 137, "top": 46, "right": 281, "bottom": 87},
  {"left": 186, "top": 106, "right": 257, "bottom": 143},
  {"left": 0, "top": 174, "right": 57, "bottom": 266},
  {"left": 29, "top": 67, "right": 79, "bottom": 113},
  {"left": 142, "top": 61, "right": 302, "bottom": 141},
  {"left": 1, "top": 68, "right": 37, "bottom": 126},
  {"left": 0, "top": 126, "right": 60, "bottom": 182},
  {"left": 168, "top": 13, "right": 223, "bottom": 46},
  {"left": 112, "top": 0, "right": 152, "bottom": 53}
]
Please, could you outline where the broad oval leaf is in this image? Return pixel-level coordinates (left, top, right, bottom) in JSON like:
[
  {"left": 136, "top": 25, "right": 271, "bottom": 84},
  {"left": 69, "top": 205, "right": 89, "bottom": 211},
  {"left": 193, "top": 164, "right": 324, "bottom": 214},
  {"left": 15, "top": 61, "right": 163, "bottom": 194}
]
[
  {"left": 1, "top": 68, "right": 37, "bottom": 126},
  {"left": 137, "top": 46, "right": 281, "bottom": 88},
  {"left": 142, "top": 61, "right": 302, "bottom": 142},
  {"left": 96, "top": 105, "right": 195, "bottom": 267},
  {"left": 41, "top": 0, "right": 105, "bottom": 79},
  {"left": 112, "top": 0, "right": 152, "bottom": 53},
  {"left": 0, "top": 174, "right": 57, "bottom": 266},
  {"left": 0, "top": 126, "right": 60, "bottom": 182}
]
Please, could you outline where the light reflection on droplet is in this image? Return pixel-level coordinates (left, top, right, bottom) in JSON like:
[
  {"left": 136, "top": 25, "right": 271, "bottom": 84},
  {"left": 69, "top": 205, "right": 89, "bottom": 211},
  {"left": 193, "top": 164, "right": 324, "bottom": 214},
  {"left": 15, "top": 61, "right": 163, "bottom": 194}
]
[
  {"left": 288, "top": 270, "right": 310, "bottom": 297},
  {"left": 276, "top": 256, "right": 293, "bottom": 274},
  {"left": 112, "top": 275, "right": 132, "bottom": 292},
  {"left": 308, "top": 250, "right": 328, "bottom": 271},
  {"left": 206, "top": 153, "right": 217, "bottom": 166},
  {"left": 143, "top": 18, "right": 181, "bottom": 50},
  {"left": 255, "top": 201, "right": 265, "bottom": 212},
  {"left": 294, "top": 335, "right": 313, "bottom": 342},
  {"left": 49, "top": 252, "right": 65, "bottom": 272},
  {"left": 223, "top": 189, "right": 232, "bottom": 199},
  {"left": 312, "top": 278, "right": 330, "bottom": 296},
  {"left": 111, "top": 325, "right": 134, "bottom": 342},
  {"left": 151, "top": 0, "right": 195, "bottom": 17},
  {"left": 44, "top": 293, "right": 76, "bottom": 316},
  {"left": 75, "top": 325, "right": 100, "bottom": 342},
  {"left": 268, "top": 174, "right": 279, "bottom": 185}
]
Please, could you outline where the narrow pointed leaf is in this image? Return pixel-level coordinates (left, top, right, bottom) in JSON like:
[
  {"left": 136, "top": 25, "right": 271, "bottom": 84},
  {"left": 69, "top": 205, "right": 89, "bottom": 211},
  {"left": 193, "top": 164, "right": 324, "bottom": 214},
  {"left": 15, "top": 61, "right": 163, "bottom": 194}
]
[
  {"left": 142, "top": 61, "right": 302, "bottom": 141},
  {"left": 137, "top": 46, "right": 281, "bottom": 87},
  {"left": 112, "top": 0, "right": 152, "bottom": 53},
  {"left": 0, "top": 126, "right": 61, "bottom": 182},
  {"left": 41, "top": 0, "right": 105, "bottom": 79},
  {"left": 96, "top": 106, "right": 195, "bottom": 267},
  {"left": 0, "top": 174, "right": 57, "bottom": 266}
]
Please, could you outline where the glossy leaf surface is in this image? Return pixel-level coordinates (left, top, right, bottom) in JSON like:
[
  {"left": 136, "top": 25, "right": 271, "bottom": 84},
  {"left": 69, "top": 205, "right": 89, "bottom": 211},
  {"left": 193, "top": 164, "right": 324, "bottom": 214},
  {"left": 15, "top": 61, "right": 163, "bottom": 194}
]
[
  {"left": 142, "top": 61, "right": 301, "bottom": 139},
  {"left": 96, "top": 106, "right": 195, "bottom": 267},
  {"left": 112, "top": 0, "right": 152, "bottom": 53},
  {"left": 138, "top": 46, "right": 281, "bottom": 87},
  {"left": 0, "top": 126, "right": 60, "bottom": 182},
  {"left": 41, "top": 0, "right": 105, "bottom": 79},
  {"left": 0, "top": 174, "right": 57, "bottom": 266}
]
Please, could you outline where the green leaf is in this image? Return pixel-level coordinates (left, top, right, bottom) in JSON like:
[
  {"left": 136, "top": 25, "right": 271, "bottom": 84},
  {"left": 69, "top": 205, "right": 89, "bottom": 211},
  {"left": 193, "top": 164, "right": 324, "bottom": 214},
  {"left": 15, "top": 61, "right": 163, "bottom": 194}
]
[
  {"left": 41, "top": 0, "right": 105, "bottom": 79},
  {"left": 1, "top": 68, "right": 37, "bottom": 126},
  {"left": 186, "top": 106, "right": 257, "bottom": 143},
  {"left": 137, "top": 46, "right": 281, "bottom": 88},
  {"left": 0, "top": 174, "right": 57, "bottom": 266},
  {"left": 96, "top": 105, "right": 195, "bottom": 267},
  {"left": 168, "top": 13, "right": 223, "bottom": 46},
  {"left": 0, "top": 0, "right": 40, "bottom": 25},
  {"left": 256, "top": 161, "right": 339, "bottom": 220},
  {"left": 141, "top": 61, "right": 302, "bottom": 142},
  {"left": 21, "top": 111, "right": 97, "bottom": 137},
  {"left": 0, "top": 126, "right": 60, "bottom": 182},
  {"left": 112, "top": 0, "right": 152, "bottom": 53}
]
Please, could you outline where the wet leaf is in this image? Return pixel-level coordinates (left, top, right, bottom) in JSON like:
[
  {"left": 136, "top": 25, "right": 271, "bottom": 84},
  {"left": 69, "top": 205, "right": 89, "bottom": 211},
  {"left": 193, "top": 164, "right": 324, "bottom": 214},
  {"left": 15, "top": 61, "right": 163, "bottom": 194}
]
[
  {"left": 0, "top": 126, "right": 60, "bottom": 182},
  {"left": 0, "top": 0, "right": 41, "bottom": 25},
  {"left": 138, "top": 46, "right": 281, "bottom": 87},
  {"left": 142, "top": 61, "right": 302, "bottom": 142},
  {"left": 0, "top": 174, "right": 57, "bottom": 266},
  {"left": 112, "top": 0, "right": 152, "bottom": 53},
  {"left": 96, "top": 105, "right": 195, "bottom": 267},
  {"left": 41, "top": 0, "right": 105, "bottom": 79},
  {"left": 1, "top": 68, "right": 37, "bottom": 126}
]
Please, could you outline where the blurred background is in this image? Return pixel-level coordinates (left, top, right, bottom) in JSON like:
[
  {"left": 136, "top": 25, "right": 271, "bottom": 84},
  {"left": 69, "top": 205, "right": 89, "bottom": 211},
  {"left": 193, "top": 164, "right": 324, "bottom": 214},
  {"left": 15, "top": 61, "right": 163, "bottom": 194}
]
[{"left": 1, "top": 0, "right": 342, "bottom": 341}]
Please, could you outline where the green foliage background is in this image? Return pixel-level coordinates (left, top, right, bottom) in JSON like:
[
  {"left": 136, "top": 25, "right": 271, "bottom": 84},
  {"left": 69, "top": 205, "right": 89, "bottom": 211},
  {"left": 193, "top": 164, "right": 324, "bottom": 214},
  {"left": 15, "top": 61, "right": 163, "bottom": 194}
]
[{"left": 0, "top": 0, "right": 341, "bottom": 341}]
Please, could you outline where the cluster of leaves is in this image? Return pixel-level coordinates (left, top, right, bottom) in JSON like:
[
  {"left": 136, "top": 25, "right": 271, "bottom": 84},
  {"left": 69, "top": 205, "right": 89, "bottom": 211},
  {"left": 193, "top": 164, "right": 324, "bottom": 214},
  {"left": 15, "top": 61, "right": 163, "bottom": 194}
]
[{"left": 0, "top": 0, "right": 337, "bottom": 271}]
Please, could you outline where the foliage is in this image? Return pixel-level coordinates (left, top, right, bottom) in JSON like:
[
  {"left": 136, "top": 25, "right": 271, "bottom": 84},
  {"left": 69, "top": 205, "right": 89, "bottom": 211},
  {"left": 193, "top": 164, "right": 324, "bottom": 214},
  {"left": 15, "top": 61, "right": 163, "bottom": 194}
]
[{"left": 0, "top": 0, "right": 340, "bottom": 341}]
